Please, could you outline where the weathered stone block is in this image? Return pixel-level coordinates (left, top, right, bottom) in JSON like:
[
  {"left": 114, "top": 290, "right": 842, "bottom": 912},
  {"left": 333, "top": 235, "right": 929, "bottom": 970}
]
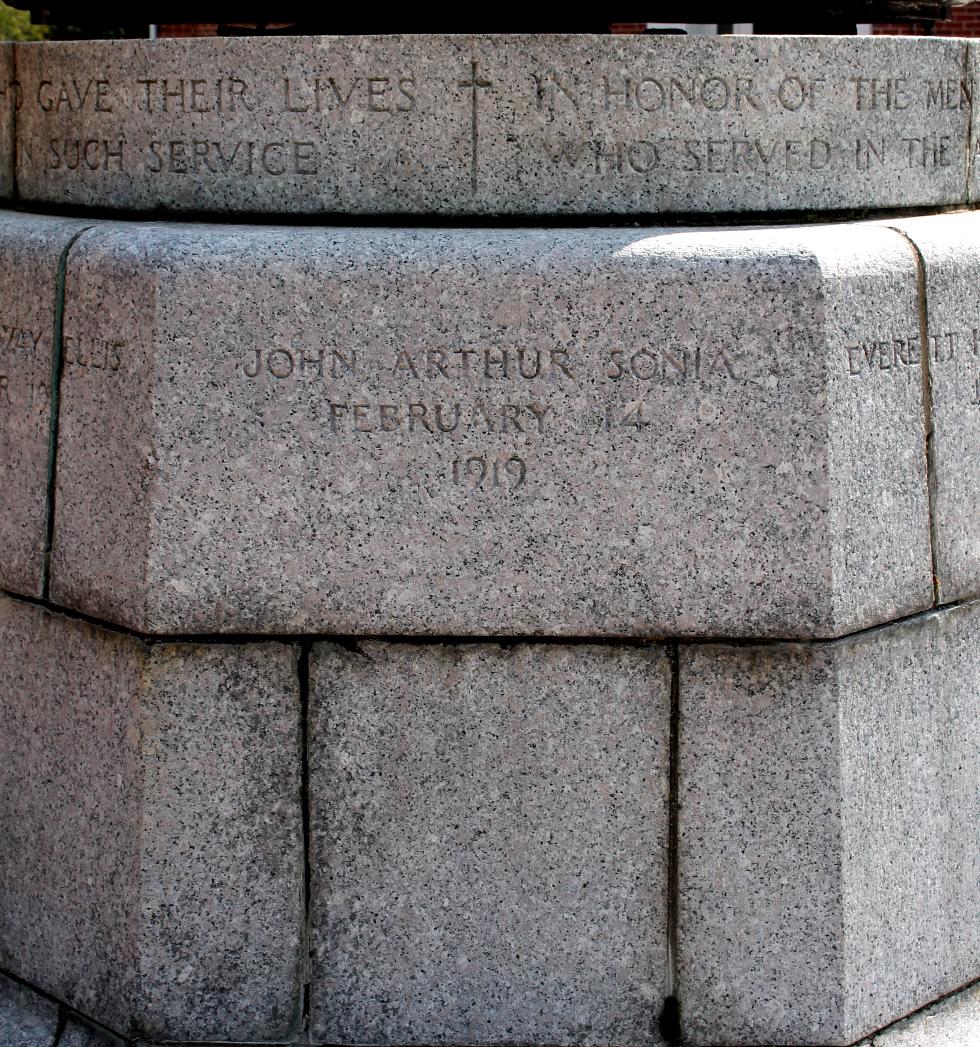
[
  {"left": 309, "top": 641, "right": 671, "bottom": 1045},
  {"left": 0, "top": 974, "right": 59, "bottom": 1047},
  {"left": 11, "top": 35, "right": 971, "bottom": 216},
  {"left": 0, "top": 593, "right": 303, "bottom": 1041},
  {"left": 886, "top": 211, "right": 980, "bottom": 602},
  {"left": 677, "top": 600, "right": 980, "bottom": 1046},
  {"left": 0, "top": 212, "right": 88, "bottom": 597},
  {"left": 0, "top": 44, "right": 13, "bottom": 200},
  {"left": 868, "top": 982, "right": 980, "bottom": 1047},
  {"left": 60, "top": 1020, "right": 127, "bottom": 1047},
  {"left": 968, "top": 43, "right": 980, "bottom": 205},
  {"left": 50, "top": 220, "right": 933, "bottom": 637}
]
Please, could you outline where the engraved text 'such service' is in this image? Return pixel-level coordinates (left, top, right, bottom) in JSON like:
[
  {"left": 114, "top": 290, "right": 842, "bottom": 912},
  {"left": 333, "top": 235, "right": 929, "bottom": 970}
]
[{"left": 0, "top": 31, "right": 977, "bottom": 1047}]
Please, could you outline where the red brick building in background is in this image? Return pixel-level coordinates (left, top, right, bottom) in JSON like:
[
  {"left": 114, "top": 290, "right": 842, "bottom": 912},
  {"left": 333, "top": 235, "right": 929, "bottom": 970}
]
[{"left": 874, "top": 3, "right": 980, "bottom": 33}]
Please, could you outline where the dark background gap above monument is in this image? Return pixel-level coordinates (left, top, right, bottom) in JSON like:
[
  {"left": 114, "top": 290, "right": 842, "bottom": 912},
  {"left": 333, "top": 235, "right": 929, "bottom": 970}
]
[{"left": 13, "top": 2, "right": 958, "bottom": 35}]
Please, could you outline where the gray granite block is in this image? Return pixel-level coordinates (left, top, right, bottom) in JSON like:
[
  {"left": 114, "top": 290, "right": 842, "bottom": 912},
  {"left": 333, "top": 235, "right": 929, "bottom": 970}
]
[
  {"left": 59, "top": 1018, "right": 128, "bottom": 1047},
  {"left": 0, "top": 212, "right": 88, "bottom": 597},
  {"left": 969, "top": 43, "right": 980, "bottom": 204},
  {"left": 866, "top": 982, "right": 980, "bottom": 1047},
  {"left": 0, "top": 592, "right": 303, "bottom": 1041},
  {"left": 309, "top": 641, "right": 671, "bottom": 1045},
  {"left": 51, "top": 220, "right": 932, "bottom": 637},
  {"left": 0, "top": 974, "right": 59, "bottom": 1047},
  {"left": 678, "top": 600, "right": 980, "bottom": 1046},
  {"left": 10, "top": 34, "right": 971, "bottom": 216},
  {"left": 885, "top": 212, "right": 980, "bottom": 603},
  {"left": 0, "top": 44, "right": 13, "bottom": 200}
]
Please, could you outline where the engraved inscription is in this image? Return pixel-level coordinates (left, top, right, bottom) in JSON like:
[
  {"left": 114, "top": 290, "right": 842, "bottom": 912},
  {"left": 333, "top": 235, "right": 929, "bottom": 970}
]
[
  {"left": 64, "top": 334, "right": 124, "bottom": 371},
  {"left": 243, "top": 346, "right": 356, "bottom": 379},
  {"left": 392, "top": 346, "right": 573, "bottom": 381},
  {"left": 0, "top": 374, "right": 48, "bottom": 413},
  {"left": 452, "top": 453, "right": 527, "bottom": 489},
  {"left": 36, "top": 78, "right": 113, "bottom": 112},
  {"left": 543, "top": 135, "right": 955, "bottom": 176},
  {"left": 845, "top": 328, "right": 979, "bottom": 373},
  {"left": 846, "top": 326, "right": 980, "bottom": 410},
  {"left": 283, "top": 76, "right": 417, "bottom": 114},
  {"left": 18, "top": 43, "right": 971, "bottom": 200},
  {"left": 146, "top": 139, "right": 318, "bottom": 176},
  {"left": 606, "top": 345, "right": 738, "bottom": 382},
  {"left": 324, "top": 400, "right": 552, "bottom": 436},
  {"left": 238, "top": 332, "right": 753, "bottom": 490},
  {"left": 846, "top": 336, "right": 920, "bottom": 374},
  {"left": 1, "top": 324, "right": 45, "bottom": 356},
  {"left": 137, "top": 77, "right": 253, "bottom": 112},
  {"left": 928, "top": 327, "right": 980, "bottom": 363},
  {"left": 528, "top": 68, "right": 971, "bottom": 182},
  {"left": 46, "top": 139, "right": 125, "bottom": 171},
  {"left": 534, "top": 72, "right": 778, "bottom": 114},
  {"left": 929, "top": 328, "right": 980, "bottom": 410},
  {"left": 457, "top": 60, "right": 492, "bottom": 193},
  {"left": 0, "top": 322, "right": 49, "bottom": 415}
]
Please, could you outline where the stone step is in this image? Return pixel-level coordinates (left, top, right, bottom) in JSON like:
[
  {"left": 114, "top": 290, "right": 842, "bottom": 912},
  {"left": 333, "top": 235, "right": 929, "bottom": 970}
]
[
  {"left": 3, "top": 969, "right": 978, "bottom": 1046},
  {"left": 0, "top": 595, "right": 303, "bottom": 1042},
  {"left": 1, "top": 591, "right": 975, "bottom": 1044}
]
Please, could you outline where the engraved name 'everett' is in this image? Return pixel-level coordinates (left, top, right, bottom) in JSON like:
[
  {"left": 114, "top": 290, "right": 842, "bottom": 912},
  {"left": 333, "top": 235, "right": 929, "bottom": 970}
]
[{"left": 846, "top": 328, "right": 980, "bottom": 375}]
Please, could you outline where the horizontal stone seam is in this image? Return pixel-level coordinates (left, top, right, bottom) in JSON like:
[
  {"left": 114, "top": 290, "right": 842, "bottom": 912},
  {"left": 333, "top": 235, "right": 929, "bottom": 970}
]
[
  {"left": 143, "top": 1040, "right": 302, "bottom": 1045},
  {"left": 1, "top": 585, "right": 977, "bottom": 650},
  {"left": 0, "top": 965, "right": 132, "bottom": 1046},
  {"left": 860, "top": 974, "right": 980, "bottom": 1047},
  {"left": 2, "top": 200, "right": 980, "bottom": 232}
]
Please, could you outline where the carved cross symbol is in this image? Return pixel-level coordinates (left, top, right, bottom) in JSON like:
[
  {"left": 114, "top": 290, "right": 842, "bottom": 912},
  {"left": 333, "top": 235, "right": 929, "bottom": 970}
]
[{"left": 458, "top": 60, "right": 492, "bottom": 193}]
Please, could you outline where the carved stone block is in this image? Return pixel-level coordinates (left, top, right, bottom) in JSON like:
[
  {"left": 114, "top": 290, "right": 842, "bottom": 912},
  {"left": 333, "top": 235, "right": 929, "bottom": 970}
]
[
  {"left": 49, "top": 220, "right": 933, "bottom": 636},
  {"left": 887, "top": 211, "right": 980, "bottom": 603},
  {"left": 0, "top": 45, "right": 13, "bottom": 200},
  {"left": 309, "top": 640, "right": 671, "bottom": 1045},
  {"left": 0, "top": 593, "right": 303, "bottom": 1041},
  {"left": 7, "top": 35, "right": 972, "bottom": 216},
  {"left": 0, "top": 974, "right": 60, "bottom": 1047},
  {"left": 678, "top": 600, "right": 980, "bottom": 1045},
  {"left": 0, "top": 212, "right": 87, "bottom": 597}
]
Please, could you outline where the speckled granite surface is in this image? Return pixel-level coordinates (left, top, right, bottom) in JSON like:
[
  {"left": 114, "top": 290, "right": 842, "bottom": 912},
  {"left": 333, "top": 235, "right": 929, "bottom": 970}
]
[
  {"left": 0, "top": 212, "right": 88, "bottom": 598},
  {"left": 0, "top": 594, "right": 303, "bottom": 1041},
  {"left": 678, "top": 601, "right": 980, "bottom": 1046},
  {"left": 309, "top": 640, "right": 671, "bottom": 1045},
  {"left": 885, "top": 211, "right": 980, "bottom": 604},
  {"left": 47, "top": 219, "right": 935, "bottom": 637},
  {"left": 4, "top": 36, "right": 974, "bottom": 216}
]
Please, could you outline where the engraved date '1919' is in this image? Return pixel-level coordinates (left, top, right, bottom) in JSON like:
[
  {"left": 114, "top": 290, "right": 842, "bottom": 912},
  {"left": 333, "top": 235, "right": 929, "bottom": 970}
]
[{"left": 452, "top": 453, "right": 527, "bottom": 489}]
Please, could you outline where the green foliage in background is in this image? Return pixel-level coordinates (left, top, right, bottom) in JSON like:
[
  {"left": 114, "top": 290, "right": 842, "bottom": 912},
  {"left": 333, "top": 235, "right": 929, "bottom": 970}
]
[{"left": 0, "top": 2, "right": 48, "bottom": 40}]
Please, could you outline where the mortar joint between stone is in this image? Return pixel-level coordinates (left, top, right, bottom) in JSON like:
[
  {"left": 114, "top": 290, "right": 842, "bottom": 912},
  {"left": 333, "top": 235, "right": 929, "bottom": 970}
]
[{"left": 888, "top": 224, "right": 942, "bottom": 606}]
